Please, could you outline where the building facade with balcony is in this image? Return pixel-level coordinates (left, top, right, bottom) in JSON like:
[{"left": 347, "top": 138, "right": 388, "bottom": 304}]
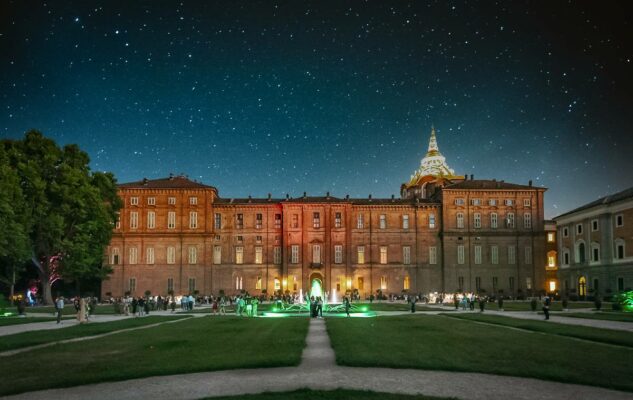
[
  {"left": 553, "top": 187, "right": 633, "bottom": 299},
  {"left": 102, "top": 129, "right": 548, "bottom": 299}
]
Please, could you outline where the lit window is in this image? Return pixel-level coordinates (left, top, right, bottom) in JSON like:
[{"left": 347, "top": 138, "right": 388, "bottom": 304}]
[
  {"left": 403, "top": 246, "right": 411, "bottom": 265},
  {"left": 429, "top": 213, "right": 436, "bottom": 229},
  {"left": 213, "top": 246, "right": 222, "bottom": 264},
  {"left": 547, "top": 251, "right": 556, "bottom": 267},
  {"left": 146, "top": 247, "right": 154, "bottom": 264},
  {"left": 235, "top": 246, "right": 244, "bottom": 264},
  {"left": 130, "top": 212, "right": 138, "bottom": 229},
  {"left": 357, "top": 246, "right": 365, "bottom": 264},
  {"left": 547, "top": 232, "right": 555, "bottom": 242},
  {"left": 404, "top": 276, "right": 410, "bottom": 290},
  {"left": 168, "top": 197, "right": 176, "bottom": 205},
  {"left": 189, "top": 196, "right": 197, "bottom": 205},
  {"left": 380, "top": 246, "right": 388, "bottom": 264},
  {"left": 129, "top": 247, "right": 138, "bottom": 264},
  {"left": 147, "top": 211, "right": 155, "bottom": 229},
  {"left": 548, "top": 280, "right": 556, "bottom": 292},
  {"left": 188, "top": 246, "right": 197, "bottom": 264},
  {"left": 236, "top": 276, "right": 243, "bottom": 290},
  {"left": 189, "top": 211, "right": 198, "bottom": 229},
  {"left": 380, "top": 276, "right": 387, "bottom": 290},
  {"left": 291, "top": 245, "right": 299, "bottom": 264},
  {"left": 473, "top": 213, "right": 481, "bottom": 228},
  {"left": 256, "top": 213, "right": 263, "bottom": 229},
  {"left": 402, "top": 214, "right": 409, "bottom": 229},
  {"left": 130, "top": 197, "right": 139, "bottom": 206},
  {"left": 379, "top": 214, "right": 386, "bottom": 229},
  {"left": 167, "top": 211, "right": 176, "bottom": 229},
  {"left": 357, "top": 214, "right": 364, "bottom": 229},
  {"left": 334, "top": 245, "right": 343, "bottom": 264},
  {"left": 256, "top": 277, "right": 262, "bottom": 290},
  {"left": 274, "top": 278, "right": 280, "bottom": 291},
  {"left": 255, "top": 246, "right": 263, "bottom": 264},
  {"left": 313, "top": 244, "right": 321, "bottom": 264},
  {"left": 167, "top": 246, "right": 176, "bottom": 264},
  {"left": 335, "top": 212, "right": 342, "bottom": 228},
  {"left": 313, "top": 212, "right": 320, "bottom": 228},
  {"left": 457, "top": 213, "right": 464, "bottom": 228}
]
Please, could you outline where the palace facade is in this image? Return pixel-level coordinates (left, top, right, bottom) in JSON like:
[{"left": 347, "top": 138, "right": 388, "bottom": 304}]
[{"left": 102, "top": 128, "right": 548, "bottom": 299}]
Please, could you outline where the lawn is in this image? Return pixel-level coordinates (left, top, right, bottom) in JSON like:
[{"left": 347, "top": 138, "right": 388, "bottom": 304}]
[
  {"left": 560, "top": 312, "right": 633, "bottom": 323},
  {"left": 474, "top": 301, "right": 600, "bottom": 312},
  {"left": 9, "top": 304, "right": 117, "bottom": 315},
  {"left": 326, "top": 315, "right": 633, "bottom": 392},
  {"left": 0, "top": 316, "right": 73, "bottom": 326},
  {"left": 207, "top": 389, "right": 452, "bottom": 400},
  {"left": 0, "top": 315, "right": 189, "bottom": 352},
  {"left": 445, "top": 313, "right": 633, "bottom": 347},
  {"left": 0, "top": 316, "right": 309, "bottom": 396}
]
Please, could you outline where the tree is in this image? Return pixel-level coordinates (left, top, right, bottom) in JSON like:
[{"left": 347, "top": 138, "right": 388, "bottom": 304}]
[
  {"left": 3, "top": 131, "right": 122, "bottom": 304},
  {"left": 0, "top": 144, "right": 31, "bottom": 303}
]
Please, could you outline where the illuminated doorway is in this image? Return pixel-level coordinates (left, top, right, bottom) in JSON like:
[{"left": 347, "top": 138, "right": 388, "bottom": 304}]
[{"left": 578, "top": 276, "right": 587, "bottom": 297}]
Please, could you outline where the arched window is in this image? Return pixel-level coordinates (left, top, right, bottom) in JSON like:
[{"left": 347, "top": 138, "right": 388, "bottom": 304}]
[
  {"left": 614, "top": 238, "right": 626, "bottom": 259},
  {"left": 575, "top": 240, "right": 586, "bottom": 263},
  {"left": 578, "top": 276, "right": 587, "bottom": 297},
  {"left": 547, "top": 251, "right": 557, "bottom": 267}
]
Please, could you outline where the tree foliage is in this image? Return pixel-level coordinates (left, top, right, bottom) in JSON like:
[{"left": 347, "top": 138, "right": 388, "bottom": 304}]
[{"left": 1, "top": 131, "right": 122, "bottom": 303}]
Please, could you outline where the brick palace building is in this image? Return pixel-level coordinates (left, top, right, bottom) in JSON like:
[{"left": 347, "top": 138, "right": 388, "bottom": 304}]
[{"left": 102, "top": 128, "right": 548, "bottom": 299}]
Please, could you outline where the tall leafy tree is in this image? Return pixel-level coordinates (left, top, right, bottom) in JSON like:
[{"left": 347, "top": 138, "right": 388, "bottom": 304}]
[{"left": 4, "top": 131, "right": 122, "bottom": 304}]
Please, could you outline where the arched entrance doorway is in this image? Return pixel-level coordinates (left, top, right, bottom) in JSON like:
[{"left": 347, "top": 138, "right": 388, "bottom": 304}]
[
  {"left": 578, "top": 276, "right": 587, "bottom": 298},
  {"left": 309, "top": 272, "right": 324, "bottom": 300}
]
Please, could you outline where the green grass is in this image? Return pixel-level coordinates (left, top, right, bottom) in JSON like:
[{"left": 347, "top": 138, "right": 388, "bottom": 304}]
[
  {"left": 0, "top": 316, "right": 74, "bottom": 326},
  {"left": 481, "top": 301, "right": 601, "bottom": 312},
  {"left": 0, "top": 315, "right": 189, "bottom": 352},
  {"left": 560, "top": 312, "right": 633, "bottom": 323},
  {"left": 0, "top": 316, "right": 309, "bottom": 396},
  {"left": 9, "top": 305, "right": 117, "bottom": 315},
  {"left": 326, "top": 315, "right": 633, "bottom": 392},
  {"left": 207, "top": 389, "right": 453, "bottom": 400},
  {"left": 445, "top": 313, "right": 633, "bottom": 347}
]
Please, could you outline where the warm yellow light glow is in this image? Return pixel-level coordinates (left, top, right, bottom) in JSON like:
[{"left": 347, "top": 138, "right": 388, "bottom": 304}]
[
  {"left": 282, "top": 278, "right": 287, "bottom": 288},
  {"left": 547, "top": 232, "right": 555, "bottom": 243},
  {"left": 549, "top": 281, "right": 556, "bottom": 292},
  {"left": 346, "top": 279, "right": 352, "bottom": 289}
]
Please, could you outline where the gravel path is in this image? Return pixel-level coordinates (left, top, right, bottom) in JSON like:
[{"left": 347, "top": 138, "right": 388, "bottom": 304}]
[{"left": 3, "top": 318, "right": 632, "bottom": 400}]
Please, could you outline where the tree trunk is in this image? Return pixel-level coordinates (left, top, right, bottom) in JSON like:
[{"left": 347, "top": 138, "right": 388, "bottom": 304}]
[
  {"left": 10, "top": 267, "right": 15, "bottom": 306},
  {"left": 32, "top": 255, "right": 54, "bottom": 305},
  {"left": 41, "top": 280, "right": 53, "bottom": 305}
]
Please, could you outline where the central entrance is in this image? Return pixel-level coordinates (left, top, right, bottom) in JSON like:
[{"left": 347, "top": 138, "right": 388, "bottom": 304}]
[{"left": 309, "top": 272, "right": 324, "bottom": 299}]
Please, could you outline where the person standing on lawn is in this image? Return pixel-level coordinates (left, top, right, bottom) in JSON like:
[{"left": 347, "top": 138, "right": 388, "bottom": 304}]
[
  {"left": 344, "top": 296, "right": 351, "bottom": 317},
  {"left": 542, "top": 294, "right": 551, "bottom": 320},
  {"left": 55, "top": 296, "right": 64, "bottom": 324}
]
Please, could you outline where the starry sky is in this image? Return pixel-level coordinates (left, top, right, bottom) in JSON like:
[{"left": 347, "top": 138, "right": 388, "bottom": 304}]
[{"left": 1, "top": 1, "right": 632, "bottom": 218}]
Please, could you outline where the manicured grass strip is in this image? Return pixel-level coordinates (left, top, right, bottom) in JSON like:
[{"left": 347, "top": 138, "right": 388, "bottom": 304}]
[
  {"left": 326, "top": 315, "right": 633, "bottom": 393},
  {"left": 0, "top": 316, "right": 75, "bottom": 326},
  {"left": 0, "top": 317, "right": 308, "bottom": 396},
  {"left": 483, "top": 301, "right": 603, "bottom": 312},
  {"left": 560, "top": 312, "right": 633, "bottom": 323},
  {"left": 207, "top": 388, "right": 452, "bottom": 400},
  {"left": 0, "top": 316, "right": 189, "bottom": 352},
  {"left": 446, "top": 313, "right": 633, "bottom": 348},
  {"left": 7, "top": 305, "right": 118, "bottom": 315}
]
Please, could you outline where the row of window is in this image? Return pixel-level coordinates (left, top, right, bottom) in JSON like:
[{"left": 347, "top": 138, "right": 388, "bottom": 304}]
[
  {"left": 129, "top": 196, "right": 198, "bottom": 206},
  {"left": 561, "top": 214, "right": 625, "bottom": 237},
  {"left": 454, "top": 198, "right": 531, "bottom": 207},
  {"left": 455, "top": 212, "right": 531, "bottom": 229},
  {"left": 561, "top": 239, "right": 627, "bottom": 265},
  {"left": 127, "top": 211, "right": 199, "bottom": 230},
  {"left": 459, "top": 277, "right": 532, "bottom": 292},
  {"left": 455, "top": 245, "right": 532, "bottom": 265},
  {"left": 127, "top": 277, "right": 196, "bottom": 294}
]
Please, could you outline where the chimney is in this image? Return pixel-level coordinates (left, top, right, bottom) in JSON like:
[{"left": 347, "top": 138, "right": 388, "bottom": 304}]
[
  {"left": 528, "top": 180, "right": 533, "bottom": 187},
  {"left": 248, "top": 195, "right": 252, "bottom": 203},
  {"left": 169, "top": 173, "right": 174, "bottom": 180},
  {"left": 267, "top": 193, "right": 272, "bottom": 201},
  {"left": 470, "top": 174, "right": 474, "bottom": 180},
  {"left": 142, "top": 177, "right": 148, "bottom": 185},
  {"left": 345, "top": 194, "right": 349, "bottom": 200},
  {"left": 464, "top": 174, "right": 468, "bottom": 181},
  {"left": 303, "top": 191, "right": 307, "bottom": 199},
  {"left": 391, "top": 194, "right": 395, "bottom": 202},
  {"left": 286, "top": 194, "right": 290, "bottom": 200},
  {"left": 326, "top": 191, "right": 330, "bottom": 198},
  {"left": 368, "top": 194, "right": 372, "bottom": 201}
]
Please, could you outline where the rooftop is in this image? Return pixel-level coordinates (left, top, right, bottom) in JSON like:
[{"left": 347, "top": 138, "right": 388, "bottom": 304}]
[
  {"left": 554, "top": 186, "right": 633, "bottom": 219},
  {"left": 118, "top": 175, "right": 217, "bottom": 190},
  {"left": 444, "top": 179, "right": 544, "bottom": 191}
]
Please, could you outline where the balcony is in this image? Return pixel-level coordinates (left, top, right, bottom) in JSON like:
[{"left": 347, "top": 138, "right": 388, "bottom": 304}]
[{"left": 310, "top": 263, "right": 323, "bottom": 269}]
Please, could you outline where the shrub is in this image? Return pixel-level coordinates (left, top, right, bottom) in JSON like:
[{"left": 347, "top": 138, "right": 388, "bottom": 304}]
[
  {"left": 497, "top": 297, "right": 504, "bottom": 310},
  {"left": 562, "top": 298, "right": 568, "bottom": 309},
  {"left": 594, "top": 297, "right": 602, "bottom": 311},
  {"left": 530, "top": 298, "right": 537, "bottom": 311}
]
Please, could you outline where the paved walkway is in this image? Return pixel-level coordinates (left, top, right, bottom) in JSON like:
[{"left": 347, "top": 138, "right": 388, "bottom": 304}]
[{"left": 4, "top": 318, "right": 632, "bottom": 400}]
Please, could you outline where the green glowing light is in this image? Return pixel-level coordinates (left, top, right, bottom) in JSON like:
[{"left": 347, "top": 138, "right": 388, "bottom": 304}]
[
  {"left": 361, "top": 306, "right": 368, "bottom": 312},
  {"left": 310, "top": 278, "right": 323, "bottom": 300}
]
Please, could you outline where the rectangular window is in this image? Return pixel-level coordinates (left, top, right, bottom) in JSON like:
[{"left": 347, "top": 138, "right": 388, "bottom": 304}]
[
  {"left": 506, "top": 213, "right": 515, "bottom": 228},
  {"left": 115, "top": 212, "right": 120, "bottom": 229},
  {"left": 474, "top": 213, "right": 481, "bottom": 228},
  {"left": 616, "top": 242, "right": 625, "bottom": 259},
  {"left": 548, "top": 253, "right": 556, "bottom": 267},
  {"left": 189, "top": 211, "right": 198, "bottom": 229},
  {"left": 491, "top": 245, "right": 498, "bottom": 264},
  {"left": 255, "top": 246, "right": 263, "bottom": 264},
  {"left": 403, "top": 246, "right": 411, "bottom": 265},
  {"left": 509, "top": 277, "right": 515, "bottom": 291},
  {"left": 618, "top": 277, "right": 624, "bottom": 292},
  {"left": 592, "top": 245, "right": 600, "bottom": 262},
  {"left": 335, "top": 212, "right": 342, "bottom": 228},
  {"left": 505, "top": 199, "right": 514, "bottom": 206},
  {"left": 591, "top": 219, "right": 599, "bottom": 231},
  {"left": 475, "top": 277, "right": 481, "bottom": 292},
  {"left": 213, "top": 246, "right": 222, "bottom": 264},
  {"left": 168, "top": 197, "right": 176, "bottom": 205},
  {"left": 525, "top": 246, "right": 532, "bottom": 264},
  {"left": 490, "top": 213, "right": 498, "bottom": 229},
  {"left": 547, "top": 232, "right": 555, "bottom": 242},
  {"left": 312, "top": 244, "right": 321, "bottom": 264},
  {"left": 167, "top": 278, "right": 174, "bottom": 293},
  {"left": 526, "top": 277, "right": 533, "bottom": 290},
  {"left": 111, "top": 247, "right": 120, "bottom": 265},
  {"left": 130, "top": 197, "right": 139, "bottom": 206},
  {"left": 457, "top": 213, "right": 464, "bottom": 228},
  {"left": 508, "top": 245, "right": 516, "bottom": 264},
  {"left": 576, "top": 223, "right": 583, "bottom": 235},
  {"left": 489, "top": 199, "right": 497, "bottom": 206},
  {"left": 147, "top": 197, "right": 156, "bottom": 205},
  {"left": 167, "top": 246, "right": 176, "bottom": 264},
  {"left": 458, "top": 276, "right": 464, "bottom": 291},
  {"left": 189, "top": 196, "right": 197, "bottom": 205},
  {"left": 236, "top": 235, "right": 243, "bottom": 242},
  {"left": 357, "top": 277, "right": 364, "bottom": 290},
  {"left": 235, "top": 246, "right": 244, "bottom": 264},
  {"left": 292, "top": 214, "right": 299, "bottom": 228},
  {"left": 563, "top": 250, "right": 570, "bottom": 265},
  {"left": 214, "top": 213, "right": 222, "bottom": 229},
  {"left": 379, "top": 214, "right": 386, "bottom": 229},
  {"left": 334, "top": 245, "right": 343, "bottom": 264},
  {"left": 380, "top": 246, "right": 388, "bottom": 264},
  {"left": 168, "top": 211, "right": 176, "bottom": 229},
  {"left": 380, "top": 276, "right": 387, "bottom": 290},
  {"left": 274, "top": 278, "right": 280, "bottom": 291},
  {"left": 256, "top": 277, "right": 262, "bottom": 290},
  {"left": 492, "top": 276, "right": 498, "bottom": 291},
  {"left": 471, "top": 198, "right": 482, "bottom": 206},
  {"left": 523, "top": 213, "right": 532, "bottom": 229},
  {"left": 429, "top": 213, "right": 436, "bottom": 229},
  {"left": 236, "top": 214, "right": 244, "bottom": 229},
  {"left": 275, "top": 214, "right": 282, "bottom": 229},
  {"left": 313, "top": 212, "right": 320, "bottom": 228},
  {"left": 291, "top": 245, "right": 299, "bottom": 264},
  {"left": 357, "top": 246, "right": 365, "bottom": 264},
  {"left": 273, "top": 246, "right": 282, "bottom": 264},
  {"left": 404, "top": 276, "right": 410, "bottom": 290},
  {"left": 129, "top": 278, "right": 136, "bottom": 293},
  {"left": 429, "top": 246, "right": 437, "bottom": 264},
  {"left": 455, "top": 198, "right": 465, "bottom": 205},
  {"left": 188, "top": 277, "right": 196, "bottom": 293},
  {"left": 188, "top": 246, "right": 197, "bottom": 264},
  {"left": 130, "top": 212, "right": 138, "bottom": 229},
  {"left": 129, "top": 247, "right": 138, "bottom": 264},
  {"left": 256, "top": 213, "right": 263, "bottom": 229},
  {"left": 474, "top": 245, "right": 482, "bottom": 264},
  {"left": 523, "top": 199, "right": 531, "bottom": 207},
  {"left": 615, "top": 214, "right": 624, "bottom": 227},
  {"left": 147, "top": 211, "right": 156, "bottom": 229},
  {"left": 146, "top": 247, "right": 154, "bottom": 264},
  {"left": 256, "top": 235, "right": 262, "bottom": 243},
  {"left": 402, "top": 214, "right": 409, "bottom": 229},
  {"left": 215, "top": 234, "right": 221, "bottom": 241},
  {"left": 236, "top": 276, "right": 243, "bottom": 290},
  {"left": 357, "top": 214, "right": 364, "bottom": 229},
  {"left": 457, "top": 245, "right": 465, "bottom": 264},
  {"left": 563, "top": 227, "right": 569, "bottom": 237}
]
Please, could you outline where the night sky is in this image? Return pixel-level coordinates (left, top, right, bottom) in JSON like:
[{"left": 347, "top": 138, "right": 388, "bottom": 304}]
[{"left": 1, "top": 1, "right": 632, "bottom": 218}]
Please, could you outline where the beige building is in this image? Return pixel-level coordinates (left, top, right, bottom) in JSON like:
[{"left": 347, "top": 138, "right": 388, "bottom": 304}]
[{"left": 102, "top": 128, "right": 548, "bottom": 299}]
